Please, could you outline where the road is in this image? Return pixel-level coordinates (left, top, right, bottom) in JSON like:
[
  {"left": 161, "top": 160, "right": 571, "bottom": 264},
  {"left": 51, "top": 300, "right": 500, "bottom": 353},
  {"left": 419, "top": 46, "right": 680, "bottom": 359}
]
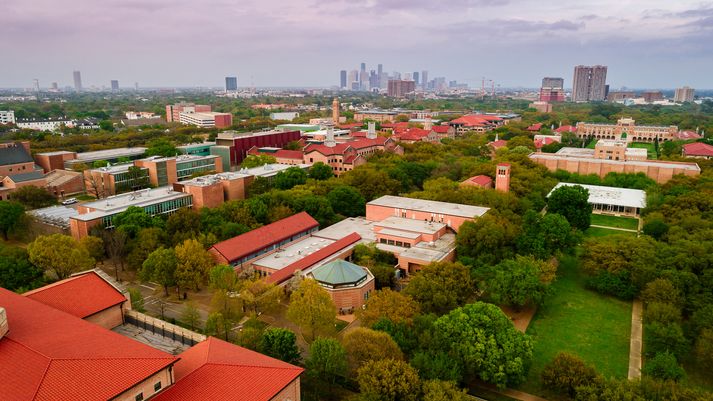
[{"left": 137, "top": 283, "right": 210, "bottom": 326}]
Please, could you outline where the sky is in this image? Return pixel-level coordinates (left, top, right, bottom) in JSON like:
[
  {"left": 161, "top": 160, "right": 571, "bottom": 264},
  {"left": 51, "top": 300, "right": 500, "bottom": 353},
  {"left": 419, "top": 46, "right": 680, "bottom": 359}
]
[{"left": 2, "top": 0, "right": 712, "bottom": 89}]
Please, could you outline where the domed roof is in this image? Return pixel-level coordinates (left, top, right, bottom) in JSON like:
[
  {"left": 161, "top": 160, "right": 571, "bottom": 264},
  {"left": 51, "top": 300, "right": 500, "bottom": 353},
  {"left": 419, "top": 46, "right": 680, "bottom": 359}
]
[{"left": 311, "top": 259, "right": 367, "bottom": 286}]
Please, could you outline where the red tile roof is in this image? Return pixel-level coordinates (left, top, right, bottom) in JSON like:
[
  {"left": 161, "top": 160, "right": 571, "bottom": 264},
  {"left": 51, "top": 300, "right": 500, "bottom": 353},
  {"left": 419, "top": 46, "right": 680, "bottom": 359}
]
[
  {"left": 274, "top": 149, "right": 304, "bottom": 160},
  {"left": 210, "top": 212, "right": 319, "bottom": 264},
  {"left": 677, "top": 130, "right": 703, "bottom": 140},
  {"left": 463, "top": 175, "right": 493, "bottom": 186},
  {"left": 266, "top": 232, "right": 362, "bottom": 285},
  {"left": 24, "top": 271, "right": 126, "bottom": 318},
  {"left": 338, "top": 123, "right": 364, "bottom": 130},
  {"left": 554, "top": 125, "right": 576, "bottom": 133},
  {"left": 350, "top": 131, "right": 368, "bottom": 137},
  {"left": 527, "top": 123, "right": 543, "bottom": 131},
  {"left": 395, "top": 128, "right": 432, "bottom": 142},
  {"left": 153, "top": 337, "right": 302, "bottom": 401},
  {"left": 488, "top": 139, "right": 508, "bottom": 149},
  {"left": 534, "top": 137, "right": 559, "bottom": 149},
  {"left": 683, "top": 142, "right": 713, "bottom": 157},
  {"left": 350, "top": 137, "right": 388, "bottom": 149},
  {"left": 0, "top": 288, "right": 176, "bottom": 401},
  {"left": 450, "top": 114, "right": 502, "bottom": 127},
  {"left": 303, "top": 142, "right": 352, "bottom": 156},
  {"left": 431, "top": 125, "right": 452, "bottom": 133}
]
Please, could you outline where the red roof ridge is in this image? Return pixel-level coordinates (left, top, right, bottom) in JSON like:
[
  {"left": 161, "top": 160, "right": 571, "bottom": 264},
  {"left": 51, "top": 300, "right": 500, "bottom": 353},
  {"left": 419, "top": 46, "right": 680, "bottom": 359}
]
[
  {"left": 203, "top": 361, "right": 303, "bottom": 370},
  {"left": 23, "top": 273, "right": 88, "bottom": 296}
]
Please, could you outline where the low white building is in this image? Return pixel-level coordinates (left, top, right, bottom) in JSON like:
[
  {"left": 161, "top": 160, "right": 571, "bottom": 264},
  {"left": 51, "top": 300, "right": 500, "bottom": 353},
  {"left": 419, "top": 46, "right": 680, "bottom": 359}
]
[
  {"left": 16, "top": 118, "right": 73, "bottom": 131},
  {"left": 270, "top": 112, "right": 300, "bottom": 121},
  {"left": 0, "top": 110, "right": 15, "bottom": 124},
  {"left": 548, "top": 183, "right": 646, "bottom": 217}
]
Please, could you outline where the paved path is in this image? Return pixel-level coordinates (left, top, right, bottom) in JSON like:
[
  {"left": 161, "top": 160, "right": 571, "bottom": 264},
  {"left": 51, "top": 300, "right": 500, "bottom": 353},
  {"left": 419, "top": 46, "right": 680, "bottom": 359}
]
[
  {"left": 628, "top": 299, "right": 643, "bottom": 379},
  {"left": 590, "top": 224, "right": 638, "bottom": 233},
  {"left": 470, "top": 381, "right": 549, "bottom": 401}
]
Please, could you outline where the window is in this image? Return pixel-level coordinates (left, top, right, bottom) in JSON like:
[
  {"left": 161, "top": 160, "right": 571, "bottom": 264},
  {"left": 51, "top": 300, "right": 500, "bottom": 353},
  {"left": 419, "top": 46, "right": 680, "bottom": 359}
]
[
  {"left": 135, "top": 393, "right": 144, "bottom": 401},
  {"left": 154, "top": 382, "right": 162, "bottom": 391}
]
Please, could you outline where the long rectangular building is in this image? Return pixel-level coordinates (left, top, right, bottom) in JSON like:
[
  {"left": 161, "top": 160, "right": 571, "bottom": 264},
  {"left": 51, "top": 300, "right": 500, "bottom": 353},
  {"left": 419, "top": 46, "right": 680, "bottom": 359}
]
[
  {"left": 575, "top": 118, "right": 678, "bottom": 143},
  {"left": 215, "top": 130, "right": 302, "bottom": 165},
  {"left": 548, "top": 183, "right": 646, "bottom": 217}
]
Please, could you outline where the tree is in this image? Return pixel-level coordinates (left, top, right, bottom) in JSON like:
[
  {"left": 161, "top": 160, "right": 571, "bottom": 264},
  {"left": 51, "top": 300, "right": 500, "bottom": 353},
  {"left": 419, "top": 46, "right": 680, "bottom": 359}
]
[
  {"left": 327, "top": 185, "right": 366, "bottom": 217},
  {"left": 410, "top": 351, "right": 463, "bottom": 383},
  {"left": 516, "top": 211, "right": 577, "bottom": 259},
  {"left": 209, "top": 264, "right": 238, "bottom": 291},
  {"left": 340, "top": 167, "right": 401, "bottom": 201},
  {"left": 421, "top": 380, "right": 470, "bottom": 401},
  {"left": 645, "top": 322, "right": 688, "bottom": 359},
  {"left": 642, "top": 352, "right": 685, "bottom": 382},
  {"left": 274, "top": 167, "right": 308, "bottom": 190},
  {"left": 433, "top": 302, "right": 533, "bottom": 388},
  {"left": 541, "top": 352, "right": 599, "bottom": 398},
  {"left": 204, "top": 312, "right": 229, "bottom": 340},
  {"left": 238, "top": 277, "right": 283, "bottom": 316},
  {"left": 306, "top": 337, "right": 348, "bottom": 384},
  {"left": 644, "top": 302, "right": 682, "bottom": 324},
  {"left": 102, "top": 228, "right": 128, "bottom": 280},
  {"left": 0, "top": 201, "right": 24, "bottom": 240},
  {"left": 259, "top": 328, "right": 301, "bottom": 364},
  {"left": 456, "top": 214, "right": 520, "bottom": 266},
  {"left": 113, "top": 206, "right": 154, "bottom": 238},
  {"left": 77, "top": 237, "right": 103, "bottom": 266},
  {"left": 641, "top": 278, "right": 681, "bottom": 307},
  {"left": 140, "top": 247, "right": 178, "bottom": 296},
  {"left": 146, "top": 138, "right": 178, "bottom": 157},
  {"left": 0, "top": 244, "right": 44, "bottom": 291},
  {"left": 240, "top": 154, "right": 276, "bottom": 168},
  {"left": 357, "top": 289, "right": 420, "bottom": 328},
  {"left": 309, "top": 162, "right": 333, "bottom": 180},
  {"left": 92, "top": 160, "right": 109, "bottom": 168},
  {"left": 357, "top": 359, "right": 420, "bottom": 401},
  {"left": 9, "top": 186, "right": 56, "bottom": 209},
  {"left": 404, "top": 262, "right": 473, "bottom": 315},
  {"left": 128, "top": 287, "right": 145, "bottom": 312},
  {"left": 126, "top": 227, "right": 166, "bottom": 270},
  {"left": 175, "top": 239, "right": 214, "bottom": 292},
  {"left": 643, "top": 218, "right": 669, "bottom": 240},
  {"left": 27, "top": 234, "right": 94, "bottom": 279},
  {"left": 479, "top": 256, "right": 556, "bottom": 310},
  {"left": 286, "top": 279, "right": 336, "bottom": 341},
  {"left": 695, "top": 328, "right": 713, "bottom": 369},
  {"left": 343, "top": 327, "right": 403, "bottom": 374},
  {"left": 181, "top": 301, "right": 201, "bottom": 331},
  {"left": 547, "top": 185, "right": 592, "bottom": 231}
]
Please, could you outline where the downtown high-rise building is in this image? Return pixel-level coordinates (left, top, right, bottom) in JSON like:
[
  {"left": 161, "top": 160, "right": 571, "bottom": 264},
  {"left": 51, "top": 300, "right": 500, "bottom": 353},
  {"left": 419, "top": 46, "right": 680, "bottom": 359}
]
[
  {"left": 572, "top": 65, "right": 607, "bottom": 102},
  {"left": 413, "top": 72, "right": 420, "bottom": 86},
  {"left": 387, "top": 79, "right": 416, "bottom": 98},
  {"left": 33, "top": 79, "right": 40, "bottom": 93},
  {"left": 348, "top": 70, "right": 359, "bottom": 90},
  {"left": 421, "top": 70, "right": 428, "bottom": 90},
  {"left": 225, "top": 76, "right": 238, "bottom": 92},
  {"left": 674, "top": 86, "right": 695, "bottom": 103},
  {"left": 111, "top": 80, "right": 119, "bottom": 91},
  {"left": 73, "top": 70, "right": 82, "bottom": 92},
  {"left": 340, "top": 70, "right": 347, "bottom": 89}
]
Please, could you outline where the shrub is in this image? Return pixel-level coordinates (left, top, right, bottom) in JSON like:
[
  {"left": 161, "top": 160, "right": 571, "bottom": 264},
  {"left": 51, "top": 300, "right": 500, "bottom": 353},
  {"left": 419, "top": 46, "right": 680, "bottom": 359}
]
[
  {"left": 541, "top": 352, "right": 599, "bottom": 398},
  {"left": 642, "top": 352, "right": 685, "bottom": 382}
]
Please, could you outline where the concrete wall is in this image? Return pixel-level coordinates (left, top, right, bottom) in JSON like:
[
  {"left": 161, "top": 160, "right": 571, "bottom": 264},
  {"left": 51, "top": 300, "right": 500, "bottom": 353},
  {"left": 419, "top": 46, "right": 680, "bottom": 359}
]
[
  {"left": 84, "top": 304, "right": 124, "bottom": 329},
  {"left": 532, "top": 157, "right": 700, "bottom": 184},
  {"left": 114, "top": 367, "right": 174, "bottom": 401},
  {"left": 270, "top": 377, "right": 301, "bottom": 401}
]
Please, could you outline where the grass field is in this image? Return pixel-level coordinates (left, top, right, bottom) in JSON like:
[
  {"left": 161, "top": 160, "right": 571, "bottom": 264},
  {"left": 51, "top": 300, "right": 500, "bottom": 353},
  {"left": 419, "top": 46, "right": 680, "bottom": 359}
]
[
  {"left": 584, "top": 226, "right": 637, "bottom": 238},
  {"left": 630, "top": 142, "right": 658, "bottom": 159},
  {"left": 518, "top": 254, "right": 632, "bottom": 395},
  {"left": 590, "top": 214, "right": 639, "bottom": 231}
]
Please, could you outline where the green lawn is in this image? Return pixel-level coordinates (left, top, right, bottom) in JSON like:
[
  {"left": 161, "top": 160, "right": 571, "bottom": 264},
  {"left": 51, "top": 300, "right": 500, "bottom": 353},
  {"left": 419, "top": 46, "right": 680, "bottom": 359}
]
[
  {"left": 629, "top": 142, "right": 658, "bottom": 159},
  {"left": 584, "top": 226, "right": 637, "bottom": 238},
  {"left": 518, "top": 255, "right": 632, "bottom": 395},
  {"left": 590, "top": 214, "right": 639, "bottom": 231}
]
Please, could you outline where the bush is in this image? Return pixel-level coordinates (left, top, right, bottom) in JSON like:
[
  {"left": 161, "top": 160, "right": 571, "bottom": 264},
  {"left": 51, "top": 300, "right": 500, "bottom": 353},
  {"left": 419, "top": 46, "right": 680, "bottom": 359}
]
[
  {"left": 645, "top": 322, "right": 688, "bottom": 359},
  {"left": 541, "top": 352, "right": 599, "bottom": 398},
  {"left": 357, "top": 359, "right": 420, "bottom": 401},
  {"left": 644, "top": 302, "right": 682, "bottom": 325},
  {"left": 642, "top": 352, "right": 685, "bottom": 382},
  {"left": 641, "top": 279, "right": 680, "bottom": 307},
  {"left": 695, "top": 329, "right": 713, "bottom": 369},
  {"left": 585, "top": 270, "right": 637, "bottom": 300}
]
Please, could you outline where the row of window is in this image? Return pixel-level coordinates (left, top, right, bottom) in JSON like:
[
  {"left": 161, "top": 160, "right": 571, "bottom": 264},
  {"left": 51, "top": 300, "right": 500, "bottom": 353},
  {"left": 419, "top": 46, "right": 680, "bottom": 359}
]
[
  {"left": 101, "top": 197, "right": 193, "bottom": 229},
  {"left": 230, "top": 229, "right": 316, "bottom": 265},
  {"left": 379, "top": 238, "right": 412, "bottom": 248},
  {"left": 134, "top": 381, "right": 162, "bottom": 401}
]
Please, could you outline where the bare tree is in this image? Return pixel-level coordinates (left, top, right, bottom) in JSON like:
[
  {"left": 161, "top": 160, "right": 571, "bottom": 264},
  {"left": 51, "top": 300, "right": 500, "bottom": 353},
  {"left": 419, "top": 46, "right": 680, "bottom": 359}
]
[{"left": 102, "top": 229, "right": 127, "bottom": 281}]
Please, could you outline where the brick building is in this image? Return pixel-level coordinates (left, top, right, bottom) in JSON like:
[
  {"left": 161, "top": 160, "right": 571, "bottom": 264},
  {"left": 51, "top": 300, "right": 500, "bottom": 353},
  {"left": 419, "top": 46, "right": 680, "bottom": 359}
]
[
  {"left": 575, "top": 118, "right": 678, "bottom": 143},
  {"left": 307, "top": 260, "right": 375, "bottom": 314},
  {"left": 215, "top": 130, "right": 302, "bottom": 166}
]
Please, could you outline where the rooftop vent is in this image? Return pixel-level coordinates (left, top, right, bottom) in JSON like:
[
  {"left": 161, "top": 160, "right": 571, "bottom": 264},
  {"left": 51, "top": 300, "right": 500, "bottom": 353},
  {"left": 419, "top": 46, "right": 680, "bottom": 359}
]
[{"left": 0, "top": 307, "right": 8, "bottom": 340}]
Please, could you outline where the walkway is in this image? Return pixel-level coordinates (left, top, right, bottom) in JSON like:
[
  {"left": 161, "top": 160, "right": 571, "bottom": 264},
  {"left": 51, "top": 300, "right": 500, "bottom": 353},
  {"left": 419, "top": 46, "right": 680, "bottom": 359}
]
[
  {"left": 628, "top": 299, "right": 643, "bottom": 379},
  {"left": 469, "top": 381, "right": 549, "bottom": 401},
  {"left": 589, "top": 224, "right": 637, "bottom": 233}
]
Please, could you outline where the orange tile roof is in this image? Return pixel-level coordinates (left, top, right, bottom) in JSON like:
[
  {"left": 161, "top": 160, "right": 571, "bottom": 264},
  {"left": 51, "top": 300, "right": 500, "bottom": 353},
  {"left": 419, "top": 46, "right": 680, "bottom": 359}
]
[
  {"left": 489, "top": 139, "right": 508, "bottom": 149},
  {"left": 24, "top": 271, "right": 126, "bottom": 318},
  {"left": 0, "top": 288, "right": 176, "bottom": 401},
  {"left": 431, "top": 125, "right": 452, "bottom": 133},
  {"left": 210, "top": 212, "right": 319, "bottom": 264},
  {"left": 463, "top": 175, "right": 493, "bottom": 186},
  {"left": 303, "top": 142, "right": 352, "bottom": 156},
  {"left": 450, "top": 114, "right": 502, "bottom": 127},
  {"left": 683, "top": 142, "right": 713, "bottom": 157},
  {"left": 153, "top": 337, "right": 303, "bottom": 401}
]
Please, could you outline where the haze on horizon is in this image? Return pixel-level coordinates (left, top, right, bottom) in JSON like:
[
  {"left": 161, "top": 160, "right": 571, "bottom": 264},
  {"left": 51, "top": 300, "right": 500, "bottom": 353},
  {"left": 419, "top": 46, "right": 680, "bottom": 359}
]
[{"left": 1, "top": 0, "right": 712, "bottom": 90}]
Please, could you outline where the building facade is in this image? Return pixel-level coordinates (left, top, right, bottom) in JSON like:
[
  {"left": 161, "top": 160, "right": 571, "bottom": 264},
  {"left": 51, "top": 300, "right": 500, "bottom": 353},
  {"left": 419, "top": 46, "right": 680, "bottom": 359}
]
[
  {"left": 225, "top": 76, "right": 238, "bottom": 91},
  {"left": 165, "top": 103, "right": 211, "bottom": 122},
  {"left": 178, "top": 111, "right": 232, "bottom": 128},
  {"left": 387, "top": 80, "right": 416, "bottom": 98},
  {"left": 674, "top": 86, "right": 695, "bottom": 103},
  {"left": 572, "top": 65, "right": 607, "bottom": 102},
  {"left": 0, "top": 110, "right": 15, "bottom": 124},
  {"left": 575, "top": 118, "right": 677, "bottom": 143},
  {"left": 215, "top": 129, "right": 302, "bottom": 165}
]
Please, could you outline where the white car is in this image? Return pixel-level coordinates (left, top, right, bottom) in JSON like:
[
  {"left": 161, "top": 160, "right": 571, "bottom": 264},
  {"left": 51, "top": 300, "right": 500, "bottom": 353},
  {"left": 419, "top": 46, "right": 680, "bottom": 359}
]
[{"left": 61, "top": 198, "right": 78, "bottom": 205}]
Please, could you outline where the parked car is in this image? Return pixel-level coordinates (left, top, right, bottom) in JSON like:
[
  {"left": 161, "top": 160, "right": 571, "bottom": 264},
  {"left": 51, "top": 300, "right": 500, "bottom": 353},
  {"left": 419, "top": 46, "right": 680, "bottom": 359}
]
[{"left": 61, "top": 198, "right": 78, "bottom": 205}]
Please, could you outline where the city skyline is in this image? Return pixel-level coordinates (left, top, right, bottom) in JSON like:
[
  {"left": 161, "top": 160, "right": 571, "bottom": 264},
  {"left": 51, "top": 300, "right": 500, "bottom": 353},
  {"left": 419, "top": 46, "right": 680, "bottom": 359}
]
[{"left": 1, "top": 0, "right": 712, "bottom": 89}]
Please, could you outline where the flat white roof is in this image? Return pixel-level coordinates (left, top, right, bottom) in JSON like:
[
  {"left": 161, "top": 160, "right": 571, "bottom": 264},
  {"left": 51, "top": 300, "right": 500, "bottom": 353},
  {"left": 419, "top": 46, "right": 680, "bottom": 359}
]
[
  {"left": 239, "top": 163, "right": 311, "bottom": 178},
  {"left": 367, "top": 195, "right": 490, "bottom": 218},
  {"left": 252, "top": 236, "right": 336, "bottom": 271},
  {"left": 375, "top": 216, "right": 445, "bottom": 235},
  {"left": 548, "top": 183, "right": 647, "bottom": 209},
  {"left": 75, "top": 147, "right": 147, "bottom": 162},
  {"left": 313, "top": 217, "right": 378, "bottom": 242},
  {"left": 72, "top": 187, "right": 191, "bottom": 221}
]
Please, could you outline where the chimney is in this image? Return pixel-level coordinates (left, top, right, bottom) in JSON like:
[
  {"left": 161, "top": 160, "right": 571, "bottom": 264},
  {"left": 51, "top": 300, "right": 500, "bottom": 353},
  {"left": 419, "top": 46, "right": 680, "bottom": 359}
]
[
  {"left": 367, "top": 122, "right": 377, "bottom": 139},
  {"left": 0, "top": 307, "right": 8, "bottom": 339},
  {"left": 324, "top": 128, "right": 336, "bottom": 148},
  {"left": 424, "top": 117, "right": 433, "bottom": 131}
]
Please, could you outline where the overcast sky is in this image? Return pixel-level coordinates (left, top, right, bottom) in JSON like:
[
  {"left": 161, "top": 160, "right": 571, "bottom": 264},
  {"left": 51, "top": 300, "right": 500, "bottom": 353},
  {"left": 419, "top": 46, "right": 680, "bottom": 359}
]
[{"left": 2, "top": 0, "right": 712, "bottom": 89}]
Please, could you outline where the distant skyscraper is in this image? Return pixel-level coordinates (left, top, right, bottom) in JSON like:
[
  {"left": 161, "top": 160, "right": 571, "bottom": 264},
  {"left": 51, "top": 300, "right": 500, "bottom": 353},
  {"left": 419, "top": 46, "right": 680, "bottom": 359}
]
[
  {"left": 348, "top": 70, "right": 358, "bottom": 91},
  {"left": 674, "top": 86, "right": 695, "bottom": 102},
  {"left": 360, "top": 62, "right": 366, "bottom": 72},
  {"left": 369, "top": 70, "right": 378, "bottom": 90},
  {"left": 73, "top": 71, "right": 82, "bottom": 92},
  {"left": 572, "top": 65, "right": 607, "bottom": 102},
  {"left": 33, "top": 79, "right": 40, "bottom": 93},
  {"left": 387, "top": 80, "right": 416, "bottom": 98},
  {"left": 403, "top": 72, "right": 412, "bottom": 81},
  {"left": 413, "top": 72, "right": 420, "bottom": 86},
  {"left": 359, "top": 70, "right": 368, "bottom": 90},
  {"left": 340, "top": 70, "right": 347, "bottom": 89},
  {"left": 225, "top": 76, "right": 238, "bottom": 92},
  {"left": 421, "top": 70, "right": 428, "bottom": 90},
  {"left": 134, "top": 82, "right": 139, "bottom": 91},
  {"left": 50, "top": 82, "right": 58, "bottom": 91},
  {"left": 110, "top": 80, "right": 119, "bottom": 91}
]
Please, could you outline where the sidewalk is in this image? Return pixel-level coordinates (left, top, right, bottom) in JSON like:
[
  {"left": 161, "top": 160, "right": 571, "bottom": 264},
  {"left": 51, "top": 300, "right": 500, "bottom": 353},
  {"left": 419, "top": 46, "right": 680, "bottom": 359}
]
[{"left": 628, "top": 299, "right": 643, "bottom": 379}]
